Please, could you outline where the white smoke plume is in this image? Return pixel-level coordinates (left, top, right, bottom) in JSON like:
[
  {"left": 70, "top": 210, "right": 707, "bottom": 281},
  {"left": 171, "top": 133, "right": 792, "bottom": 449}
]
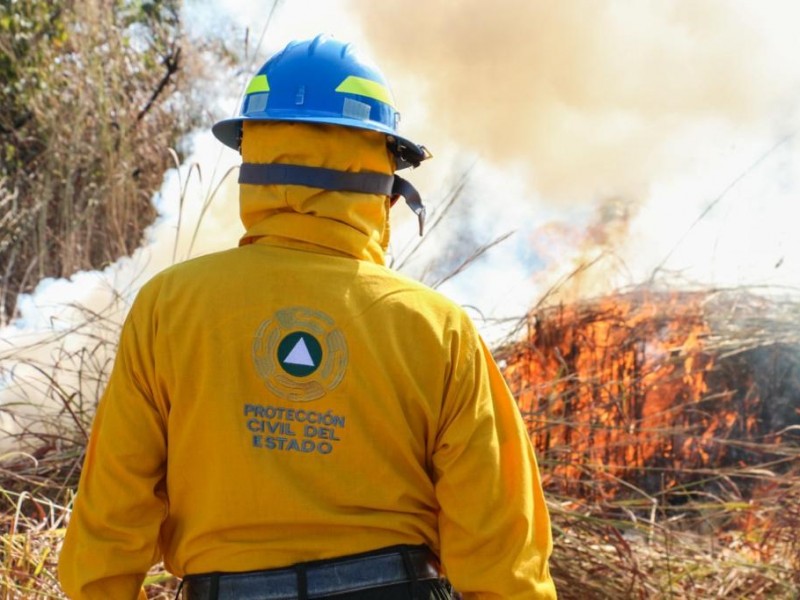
[
  {"left": 349, "top": 0, "right": 800, "bottom": 303},
  {"left": 351, "top": 1, "right": 800, "bottom": 198},
  {"left": 0, "top": 132, "right": 242, "bottom": 451}
]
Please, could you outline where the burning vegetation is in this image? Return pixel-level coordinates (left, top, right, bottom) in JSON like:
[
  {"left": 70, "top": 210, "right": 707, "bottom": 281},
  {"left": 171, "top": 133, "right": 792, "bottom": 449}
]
[{"left": 500, "top": 287, "right": 800, "bottom": 597}]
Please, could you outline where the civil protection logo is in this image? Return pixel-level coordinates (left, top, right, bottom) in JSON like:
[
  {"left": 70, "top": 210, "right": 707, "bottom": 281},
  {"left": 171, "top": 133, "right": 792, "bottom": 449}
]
[{"left": 252, "top": 307, "right": 348, "bottom": 402}]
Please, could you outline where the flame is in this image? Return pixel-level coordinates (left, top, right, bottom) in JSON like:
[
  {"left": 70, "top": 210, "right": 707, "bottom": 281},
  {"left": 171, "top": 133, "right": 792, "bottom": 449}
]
[{"left": 502, "top": 290, "right": 786, "bottom": 502}]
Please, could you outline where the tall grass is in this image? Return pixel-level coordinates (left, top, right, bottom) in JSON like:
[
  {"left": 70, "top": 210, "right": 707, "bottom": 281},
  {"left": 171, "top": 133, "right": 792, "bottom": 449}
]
[
  {"left": 0, "top": 1, "right": 216, "bottom": 596},
  {"left": 2, "top": 368, "right": 797, "bottom": 598},
  {"left": 505, "top": 287, "right": 800, "bottom": 599},
  {"left": 0, "top": 0, "right": 205, "bottom": 325}
]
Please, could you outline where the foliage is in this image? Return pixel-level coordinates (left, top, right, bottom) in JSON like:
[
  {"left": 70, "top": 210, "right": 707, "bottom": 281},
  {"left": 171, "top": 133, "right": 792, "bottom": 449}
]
[{"left": 0, "top": 0, "right": 202, "bottom": 324}]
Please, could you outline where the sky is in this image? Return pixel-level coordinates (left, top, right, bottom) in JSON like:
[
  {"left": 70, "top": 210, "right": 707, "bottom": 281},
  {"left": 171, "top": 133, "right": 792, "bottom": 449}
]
[{"left": 2, "top": 0, "right": 800, "bottom": 445}]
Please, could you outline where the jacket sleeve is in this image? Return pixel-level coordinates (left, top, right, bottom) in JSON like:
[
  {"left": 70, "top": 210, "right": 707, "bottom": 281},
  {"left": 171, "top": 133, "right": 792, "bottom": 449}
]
[
  {"left": 59, "top": 292, "right": 167, "bottom": 600},
  {"left": 432, "top": 323, "right": 556, "bottom": 599}
]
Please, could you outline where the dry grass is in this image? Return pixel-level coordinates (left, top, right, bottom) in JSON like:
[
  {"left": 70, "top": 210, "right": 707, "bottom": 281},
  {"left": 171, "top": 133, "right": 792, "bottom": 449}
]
[
  {"left": 503, "top": 286, "right": 800, "bottom": 599},
  {"left": 2, "top": 446, "right": 798, "bottom": 598},
  {"left": 0, "top": 0, "right": 206, "bottom": 325},
  {"left": 549, "top": 486, "right": 800, "bottom": 599},
  {"left": 1, "top": 292, "right": 799, "bottom": 598},
  {"left": 0, "top": 308, "right": 185, "bottom": 598}
]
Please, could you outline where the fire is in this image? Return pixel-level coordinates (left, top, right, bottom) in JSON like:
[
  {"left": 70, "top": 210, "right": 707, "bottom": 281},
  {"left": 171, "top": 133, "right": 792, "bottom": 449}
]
[{"left": 501, "top": 289, "right": 796, "bottom": 503}]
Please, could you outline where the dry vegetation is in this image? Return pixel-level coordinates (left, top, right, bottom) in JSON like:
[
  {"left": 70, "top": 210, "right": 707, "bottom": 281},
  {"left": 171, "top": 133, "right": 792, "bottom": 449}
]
[
  {"left": 2, "top": 4, "right": 800, "bottom": 600},
  {"left": 3, "top": 289, "right": 798, "bottom": 599},
  {"left": 502, "top": 288, "right": 800, "bottom": 599},
  {"left": 0, "top": 0, "right": 205, "bottom": 325},
  {"left": 0, "top": 0, "right": 214, "bottom": 596}
]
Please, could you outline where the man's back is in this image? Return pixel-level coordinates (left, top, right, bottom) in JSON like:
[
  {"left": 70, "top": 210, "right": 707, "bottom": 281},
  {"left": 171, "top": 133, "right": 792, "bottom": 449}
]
[{"left": 142, "top": 241, "right": 473, "bottom": 573}]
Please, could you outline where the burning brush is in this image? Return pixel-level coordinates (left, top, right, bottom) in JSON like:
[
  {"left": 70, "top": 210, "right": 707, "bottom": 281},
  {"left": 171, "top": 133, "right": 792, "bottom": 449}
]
[{"left": 501, "top": 288, "right": 800, "bottom": 505}]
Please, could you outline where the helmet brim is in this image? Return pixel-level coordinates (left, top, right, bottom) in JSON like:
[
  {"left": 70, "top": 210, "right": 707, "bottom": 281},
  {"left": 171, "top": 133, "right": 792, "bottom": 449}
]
[{"left": 211, "top": 116, "right": 429, "bottom": 170}]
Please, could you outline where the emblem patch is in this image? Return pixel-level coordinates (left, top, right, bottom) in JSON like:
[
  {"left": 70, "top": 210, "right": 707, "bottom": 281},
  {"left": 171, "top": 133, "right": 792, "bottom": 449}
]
[{"left": 253, "top": 307, "right": 348, "bottom": 402}]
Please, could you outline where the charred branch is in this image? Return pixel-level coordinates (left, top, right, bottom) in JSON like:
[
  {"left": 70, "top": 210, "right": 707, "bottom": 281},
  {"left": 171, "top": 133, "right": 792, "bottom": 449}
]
[{"left": 136, "top": 45, "right": 181, "bottom": 124}]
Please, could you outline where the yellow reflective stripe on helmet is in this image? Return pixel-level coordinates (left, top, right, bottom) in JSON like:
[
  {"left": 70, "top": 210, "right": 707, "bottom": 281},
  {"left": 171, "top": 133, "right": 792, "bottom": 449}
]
[
  {"left": 246, "top": 74, "right": 269, "bottom": 94},
  {"left": 335, "top": 76, "right": 395, "bottom": 108}
]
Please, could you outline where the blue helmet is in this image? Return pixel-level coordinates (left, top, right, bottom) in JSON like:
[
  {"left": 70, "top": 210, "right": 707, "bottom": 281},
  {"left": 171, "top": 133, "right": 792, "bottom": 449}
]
[{"left": 212, "top": 35, "right": 430, "bottom": 170}]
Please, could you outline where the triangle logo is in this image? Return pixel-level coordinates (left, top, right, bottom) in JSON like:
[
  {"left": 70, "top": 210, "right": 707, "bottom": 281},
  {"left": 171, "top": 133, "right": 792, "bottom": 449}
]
[
  {"left": 276, "top": 331, "right": 323, "bottom": 377},
  {"left": 283, "top": 338, "right": 315, "bottom": 367}
]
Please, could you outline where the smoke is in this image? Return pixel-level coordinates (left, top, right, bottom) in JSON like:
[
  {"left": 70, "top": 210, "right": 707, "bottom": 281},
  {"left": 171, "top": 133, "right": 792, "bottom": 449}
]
[
  {"left": 349, "top": 0, "right": 800, "bottom": 305},
  {"left": 0, "top": 132, "right": 242, "bottom": 451},
  {"left": 350, "top": 0, "right": 800, "bottom": 201}
]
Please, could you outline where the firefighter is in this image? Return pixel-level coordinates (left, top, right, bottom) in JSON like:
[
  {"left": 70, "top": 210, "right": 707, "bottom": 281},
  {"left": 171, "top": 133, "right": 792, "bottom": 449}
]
[{"left": 58, "top": 35, "right": 556, "bottom": 599}]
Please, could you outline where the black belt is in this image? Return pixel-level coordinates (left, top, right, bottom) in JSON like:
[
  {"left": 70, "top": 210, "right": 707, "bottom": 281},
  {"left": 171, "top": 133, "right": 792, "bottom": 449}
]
[{"left": 183, "top": 545, "right": 442, "bottom": 600}]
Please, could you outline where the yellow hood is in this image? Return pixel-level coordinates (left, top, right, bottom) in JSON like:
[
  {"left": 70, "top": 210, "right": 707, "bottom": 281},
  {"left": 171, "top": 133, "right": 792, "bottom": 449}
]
[{"left": 239, "top": 121, "right": 394, "bottom": 264}]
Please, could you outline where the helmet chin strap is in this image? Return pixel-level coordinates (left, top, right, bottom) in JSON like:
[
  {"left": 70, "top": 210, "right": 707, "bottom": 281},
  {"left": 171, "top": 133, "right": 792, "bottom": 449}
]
[
  {"left": 238, "top": 163, "right": 426, "bottom": 236},
  {"left": 389, "top": 175, "right": 426, "bottom": 236}
]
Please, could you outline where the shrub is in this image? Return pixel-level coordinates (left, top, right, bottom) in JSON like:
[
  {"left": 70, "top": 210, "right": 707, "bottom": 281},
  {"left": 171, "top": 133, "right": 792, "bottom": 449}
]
[{"left": 0, "top": 0, "right": 202, "bottom": 324}]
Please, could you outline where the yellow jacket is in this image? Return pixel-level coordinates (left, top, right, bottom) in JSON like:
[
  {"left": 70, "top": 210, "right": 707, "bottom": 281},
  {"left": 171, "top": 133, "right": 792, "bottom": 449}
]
[{"left": 59, "top": 122, "right": 556, "bottom": 599}]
